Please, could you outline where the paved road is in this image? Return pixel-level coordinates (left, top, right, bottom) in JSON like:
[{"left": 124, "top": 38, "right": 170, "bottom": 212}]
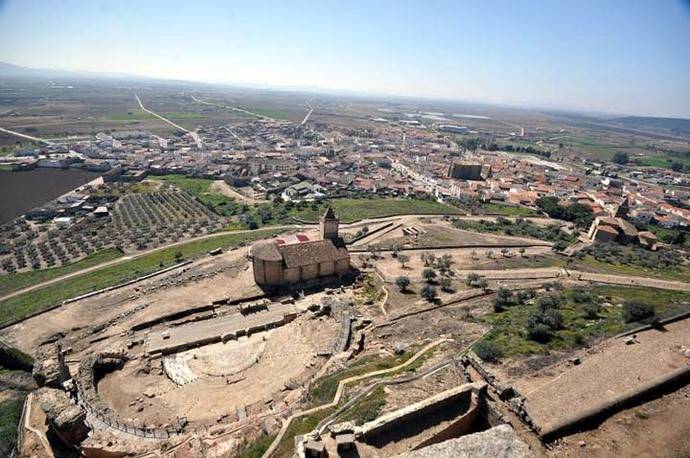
[
  {"left": 300, "top": 101, "right": 314, "bottom": 126},
  {"left": 0, "top": 126, "right": 54, "bottom": 145},
  {"left": 190, "top": 94, "right": 277, "bottom": 122},
  {"left": 0, "top": 226, "right": 299, "bottom": 303},
  {"left": 135, "top": 94, "right": 203, "bottom": 148}
]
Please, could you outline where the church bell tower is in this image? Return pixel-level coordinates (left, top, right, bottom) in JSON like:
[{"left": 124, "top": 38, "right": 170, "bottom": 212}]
[{"left": 319, "top": 206, "right": 339, "bottom": 241}]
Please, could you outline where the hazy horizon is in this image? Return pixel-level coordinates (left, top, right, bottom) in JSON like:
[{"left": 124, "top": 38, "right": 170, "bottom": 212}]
[{"left": 1, "top": 0, "right": 689, "bottom": 118}]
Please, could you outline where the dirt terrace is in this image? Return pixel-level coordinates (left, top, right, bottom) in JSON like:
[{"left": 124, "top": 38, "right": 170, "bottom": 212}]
[
  {"left": 0, "top": 246, "right": 260, "bottom": 354},
  {"left": 519, "top": 318, "right": 690, "bottom": 435}
]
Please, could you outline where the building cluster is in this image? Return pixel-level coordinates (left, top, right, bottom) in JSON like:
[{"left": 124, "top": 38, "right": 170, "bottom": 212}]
[{"left": 3, "top": 111, "right": 688, "bottom": 245}]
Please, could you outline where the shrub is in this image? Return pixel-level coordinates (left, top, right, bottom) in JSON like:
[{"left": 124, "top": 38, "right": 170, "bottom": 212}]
[
  {"left": 542, "top": 308, "right": 564, "bottom": 330},
  {"left": 422, "top": 268, "right": 437, "bottom": 283},
  {"left": 583, "top": 302, "right": 601, "bottom": 319},
  {"left": 537, "top": 293, "right": 564, "bottom": 312},
  {"left": 466, "top": 272, "right": 480, "bottom": 286},
  {"left": 473, "top": 341, "right": 503, "bottom": 362},
  {"left": 543, "top": 281, "right": 564, "bottom": 291},
  {"left": 395, "top": 276, "right": 411, "bottom": 292},
  {"left": 493, "top": 300, "right": 506, "bottom": 313},
  {"left": 526, "top": 319, "right": 553, "bottom": 343},
  {"left": 495, "top": 287, "right": 513, "bottom": 306},
  {"left": 439, "top": 277, "right": 453, "bottom": 292},
  {"left": 516, "top": 289, "right": 536, "bottom": 304},
  {"left": 420, "top": 284, "right": 437, "bottom": 302},
  {"left": 475, "top": 278, "right": 489, "bottom": 290},
  {"left": 525, "top": 307, "right": 563, "bottom": 342},
  {"left": 622, "top": 301, "right": 656, "bottom": 323},
  {"left": 571, "top": 288, "right": 592, "bottom": 304}
]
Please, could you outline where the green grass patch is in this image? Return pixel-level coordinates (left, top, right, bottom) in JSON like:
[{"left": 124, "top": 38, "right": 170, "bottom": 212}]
[
  {"left": 0, "top": 397, "right": 23, "bottom": 455},
  {"left": 238, "top": 433, "right": 277, "bottom": 458},
  {"left": 0, "top": 229, "right": 283, "bottom": 326},
  {"left": 337, "top": 386, "right": 387, "bottom": 425},
  {"left": 153, "top": 175, "right": 215, "bottom": 196},
  {"left": 588, "top": 285, "right": 690, "bottom": 313},
  {"left": 274, "top": 409, "right": 334, "bottom": 458},
  {"left": 574, "top": 255, "right": 690, "bottom": 282},
  {"left": 481, "top": 285, "right": 690, "bottom": 358},
  {"left": 634, "top": 152, "right": 690, "bottom": 171},
  {"left": 307, "top": 345, "right": 424, "bottom": 407},
  {"left": 251, "top": 109, "right": 287, "bottom": 120},
  {"left": 479, "top": 202, "right": 541, "bottom": 217},
  {"left": 452, "top": 217, "right": 574, "bottom": 244},
  {"left": 479, "top": 254, "right": 567, "bottom": 270},
  {"left": 0, "top": 248, "right": 124, "bottom": 298},
  {"left": 291, "top": 198, "right": 460, "bottom": 224}
]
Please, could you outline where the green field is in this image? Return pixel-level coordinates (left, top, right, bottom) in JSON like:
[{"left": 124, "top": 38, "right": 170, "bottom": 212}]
[
  {"left": 0, "top": 229, "right": 283, "bottom": 326},
  {"left": 480, "top": 202, "right": 541, "bottom": 217},
  {"left": 109, "top": 111, "right": 206, "bottom": 121},
  {"left": 151, "top": 175, "right": 462, "bottom": 227},
  {"left": 560, "top": 137, "right": 625, "bottom": 161},
  {"left": 0, "top": 248, "right": 124, "bottom": 298},
  {"left": 290, "top": 198, "right": 461, "bottom": 223},
  {"left": 252, "top": 109, "right": 287, "bottom": 120},
  {"left": 480, "top": 285, "right": 690, "bottom": 358},
  {"left": 635, "top": 153, "right": 690, "bottom": 171},
  {"left": 451, "top": 217, "right": 573, "bottom": 243},
  {"left": 153, "top": 175, "right": 217, "bottom": 198},
  {"left": 574, "top": 255, "right": 690, "bottom": 282}
]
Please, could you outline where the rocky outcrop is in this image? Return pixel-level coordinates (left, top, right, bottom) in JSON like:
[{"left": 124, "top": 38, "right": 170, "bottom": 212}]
[
  {"left": 36, "top": 387, "right": 90, "bottom": 445},
  {"left": 395, "top": 424, "right": 533, "bottom": 458},
  {"left": 32, "top": 343, "right": 70, "bottom": 388}
]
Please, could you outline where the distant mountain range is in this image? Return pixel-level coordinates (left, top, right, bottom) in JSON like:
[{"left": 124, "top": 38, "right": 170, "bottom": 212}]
[{"left": 0, "top": 61, "right": 153, "bottom": 81}]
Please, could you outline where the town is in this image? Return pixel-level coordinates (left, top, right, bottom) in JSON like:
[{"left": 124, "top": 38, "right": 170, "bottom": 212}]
[
  {"left": 0, "top": 83, "right": 688, "bottom": 458},
  {"left": 0, "top": 1, "right": 689, "bottom": 456}
]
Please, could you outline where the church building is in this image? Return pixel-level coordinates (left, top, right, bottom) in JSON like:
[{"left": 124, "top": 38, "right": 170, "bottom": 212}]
[{"left": 250, "top": 207, "right": 350, "bottom": 287}]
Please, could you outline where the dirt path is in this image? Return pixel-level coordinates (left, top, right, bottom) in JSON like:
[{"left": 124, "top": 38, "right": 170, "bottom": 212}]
[
  {"left": 210, "top": 180, "right": 267, "bottom": 204},
  {"left": 22, "top": 393, "right": 53, "bottom": 456},
  {"left": 0, "top": 226, "right": 297, "bottom": 304},
  {"left": 261, "top": 338, "right": 450, "bottom": 458}
]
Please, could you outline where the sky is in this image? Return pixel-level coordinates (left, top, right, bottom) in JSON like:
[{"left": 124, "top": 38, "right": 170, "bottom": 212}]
[{"left": 0, "top": 0, "right": 689, "bottom": 118}]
